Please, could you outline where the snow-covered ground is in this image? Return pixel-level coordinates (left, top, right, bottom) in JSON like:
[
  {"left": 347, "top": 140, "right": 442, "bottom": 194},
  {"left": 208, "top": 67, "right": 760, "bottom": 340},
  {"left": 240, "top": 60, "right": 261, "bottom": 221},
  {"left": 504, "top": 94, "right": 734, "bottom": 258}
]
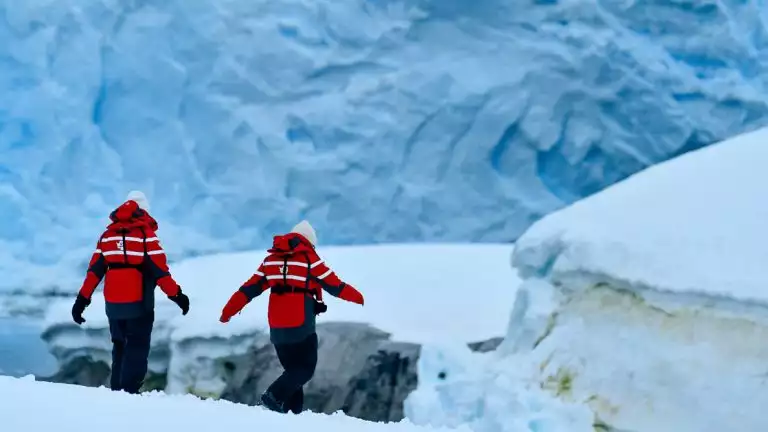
[
  {"left": 406, "top": 127, "right": 768, "bottom": 432},
  {"left": 3, "top": 0, "right": 768, "bottom": 294},
  {"left": 41, "top": 243, "right": 518, "bottom": 395},
  {"left": 0, "top": 375, "right": 469, "bottom": 432}
]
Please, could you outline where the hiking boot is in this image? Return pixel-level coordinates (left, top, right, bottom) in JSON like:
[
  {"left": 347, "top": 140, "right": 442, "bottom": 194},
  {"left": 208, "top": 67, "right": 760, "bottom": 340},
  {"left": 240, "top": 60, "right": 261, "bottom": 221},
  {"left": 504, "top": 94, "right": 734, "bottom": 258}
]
[{"left": 260, "top": 391, "right": 288, "bottom": 413}]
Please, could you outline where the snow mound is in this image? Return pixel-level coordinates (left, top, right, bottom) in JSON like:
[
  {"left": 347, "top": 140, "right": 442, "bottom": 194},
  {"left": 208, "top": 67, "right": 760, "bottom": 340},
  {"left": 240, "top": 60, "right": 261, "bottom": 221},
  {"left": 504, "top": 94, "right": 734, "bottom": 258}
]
[
  {"left": 513, "top": 126, "right": 768, "bottom": 305},
  {"left": 405, "top": 344, "right": 595, "bottom": 432},
  {"left": 0, "top": 375, "right": 469, "bottom": 432},
  {"left": 407, "top": 127, "right": 768, "bottom": 432},
  {"left": 4, "top": 0, "right": 768, "bottom": 293}
]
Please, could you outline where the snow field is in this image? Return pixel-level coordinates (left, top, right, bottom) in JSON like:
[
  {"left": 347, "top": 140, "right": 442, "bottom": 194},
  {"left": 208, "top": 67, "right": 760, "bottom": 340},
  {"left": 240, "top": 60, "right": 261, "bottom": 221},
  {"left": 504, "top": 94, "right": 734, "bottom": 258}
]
[{"left": 0, "top": 375, "right": 470, "bottom": 432}]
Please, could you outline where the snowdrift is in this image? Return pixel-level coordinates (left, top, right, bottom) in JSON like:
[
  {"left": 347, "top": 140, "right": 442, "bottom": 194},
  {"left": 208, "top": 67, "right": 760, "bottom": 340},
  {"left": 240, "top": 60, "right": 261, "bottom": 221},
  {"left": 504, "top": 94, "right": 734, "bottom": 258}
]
[
  {"left": 0, "top": 375, "right": 469, "bottom": 432},
  {"left": 3, "top": 0, "right": 768, "bottom": 294},
  {"left": 406, "top": 127, "right": 768, "bottom": 432},
  {"left": 40, "top": 243, "right": 518, "bottom": 421}
]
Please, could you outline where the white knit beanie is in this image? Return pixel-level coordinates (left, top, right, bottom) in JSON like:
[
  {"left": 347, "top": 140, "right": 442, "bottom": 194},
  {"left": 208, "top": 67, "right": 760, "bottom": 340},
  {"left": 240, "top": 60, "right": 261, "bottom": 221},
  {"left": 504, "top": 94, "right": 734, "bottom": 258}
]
[
  {"left": 291, "top": 220, "right": 317, "bottom": 246},
  {"left": 126, "top": 190, "right": 150, "bottom": 212}
]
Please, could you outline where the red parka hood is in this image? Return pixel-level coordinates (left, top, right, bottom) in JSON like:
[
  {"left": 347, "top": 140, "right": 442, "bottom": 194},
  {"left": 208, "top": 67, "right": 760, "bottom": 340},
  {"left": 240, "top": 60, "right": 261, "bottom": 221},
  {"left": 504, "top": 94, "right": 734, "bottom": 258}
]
[
  {"left": 268, "top": 233, "right": 314, "bottom": 255},
  {"left": 108, "top": 200, "right": 158, "bottom": 231}
]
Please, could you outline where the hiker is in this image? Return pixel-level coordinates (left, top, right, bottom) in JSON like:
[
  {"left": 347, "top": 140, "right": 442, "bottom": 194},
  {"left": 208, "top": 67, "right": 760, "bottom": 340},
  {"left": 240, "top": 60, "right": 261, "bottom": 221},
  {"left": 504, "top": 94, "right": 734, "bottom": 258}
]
[
  {"left": 219, "top": 220, "right": 364, "bottom": 413},
  {"left": 71, "top": 191, "right": 189, "bottom": 393}
]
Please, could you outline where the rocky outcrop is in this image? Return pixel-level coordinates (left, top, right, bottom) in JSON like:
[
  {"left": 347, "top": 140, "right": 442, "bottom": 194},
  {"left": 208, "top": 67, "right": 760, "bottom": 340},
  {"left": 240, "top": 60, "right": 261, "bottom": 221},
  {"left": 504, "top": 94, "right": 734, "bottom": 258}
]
[
  {"left": 467, "top": 337, "right": 503, "bottom": 353},
  {"left": 42, "top": 321, "right": 500, "bottom": 422},
  {"left": 342, "top": 341, "right": 420, "bottom": 421},
  {"left": 40, "top": 356, "right": 111, "bottom": 388},
  {"left": 220, "top": 323, "right": 420, "bottom": 422}
]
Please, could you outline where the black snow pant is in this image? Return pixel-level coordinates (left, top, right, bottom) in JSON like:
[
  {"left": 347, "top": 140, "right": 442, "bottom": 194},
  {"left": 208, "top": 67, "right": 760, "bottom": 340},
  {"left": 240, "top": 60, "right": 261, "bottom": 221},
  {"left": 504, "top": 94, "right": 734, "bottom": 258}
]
[
  {"left": 108, "top": 312, "right": 154, "bottom": 394},
  {"left": 266, "top": 332, "right": 318, "bottom": 414}
]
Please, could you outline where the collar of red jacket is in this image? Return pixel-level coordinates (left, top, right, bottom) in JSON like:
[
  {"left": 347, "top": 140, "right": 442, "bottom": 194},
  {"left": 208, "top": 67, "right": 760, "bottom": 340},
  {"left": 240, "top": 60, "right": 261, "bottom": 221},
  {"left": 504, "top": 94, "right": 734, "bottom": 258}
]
[
  {"left": 268, "top": 232, "right": 314, "bottom": 254},
  {"left": 108, "top": 200, "right": 158, "bottom": 231}
]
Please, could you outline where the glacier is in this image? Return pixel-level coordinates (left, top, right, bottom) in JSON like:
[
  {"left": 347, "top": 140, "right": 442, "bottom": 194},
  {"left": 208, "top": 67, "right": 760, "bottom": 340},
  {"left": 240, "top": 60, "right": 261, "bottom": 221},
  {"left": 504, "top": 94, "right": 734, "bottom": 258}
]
[
  {"left": 3, "top": 0, "right": 768, "bottom": 293},
  {"left": 405, "top": 127, "right": 768, "bottom": 432}
]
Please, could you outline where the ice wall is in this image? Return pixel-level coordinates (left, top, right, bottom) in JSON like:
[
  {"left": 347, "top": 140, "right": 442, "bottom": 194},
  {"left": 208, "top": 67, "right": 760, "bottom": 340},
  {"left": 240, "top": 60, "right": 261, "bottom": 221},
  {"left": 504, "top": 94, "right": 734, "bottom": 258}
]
[{"left": 3, "top": 0, "right": 768, "bottom": 292}]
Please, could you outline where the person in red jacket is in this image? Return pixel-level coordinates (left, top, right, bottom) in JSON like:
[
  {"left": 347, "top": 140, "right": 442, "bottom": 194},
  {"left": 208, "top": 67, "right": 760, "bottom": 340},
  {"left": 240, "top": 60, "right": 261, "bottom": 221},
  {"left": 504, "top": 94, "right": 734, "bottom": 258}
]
[
  {"left": 219, "top": 220, "right": 364, "bottom": 414},
  {"left": 71, "top": 191, "right": 190, "bottom": 394}
]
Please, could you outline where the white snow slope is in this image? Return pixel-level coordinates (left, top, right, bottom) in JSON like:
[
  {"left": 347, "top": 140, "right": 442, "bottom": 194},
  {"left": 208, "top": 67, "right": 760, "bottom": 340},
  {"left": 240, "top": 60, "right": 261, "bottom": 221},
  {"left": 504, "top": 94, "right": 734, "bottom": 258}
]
[
  {"left": 41, "top": 243, "right": 518, "bottom": 396},
  {"left": 4, "top": 0, "right": 768, "bottom": 294},
  {"left": 406, "top": 127, "right": 768, "bottom": 432},
  {"left": 0, "top": 375, "right": 469, "bottom": 432},
  {"left": 512, "top": 128, "right": 768, "bottom": 303}
]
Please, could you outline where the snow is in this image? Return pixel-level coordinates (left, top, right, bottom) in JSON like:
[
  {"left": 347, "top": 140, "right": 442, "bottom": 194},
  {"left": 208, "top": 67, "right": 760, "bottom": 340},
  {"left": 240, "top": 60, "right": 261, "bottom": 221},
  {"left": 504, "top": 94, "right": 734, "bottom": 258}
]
[
  {"left": 527, "top": 282, "right": 768, "bottom": 432},
  {"left": 513, "top": 126, "right": 768, "bottom": 305},
  {"left": 407, "top": 127, "right": 768, "bottom": 432},
  {"left": 407, "top": 281, "right": 768, "bottom": 431},
  {"left": 0, "top": 375, "right": 470, "bottom": 432},
  {"left": 3, "top": 0, "right": 768, "bottom": 294},
  {"left": 405, "top": 344, "right": 595, "bottom": 432}
]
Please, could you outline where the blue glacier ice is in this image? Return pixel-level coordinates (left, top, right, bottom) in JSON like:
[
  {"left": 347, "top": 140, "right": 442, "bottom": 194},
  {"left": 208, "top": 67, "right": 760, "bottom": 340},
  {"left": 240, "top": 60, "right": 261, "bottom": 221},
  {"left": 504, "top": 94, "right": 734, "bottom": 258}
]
[{"left": 2, "top": 0, "right": 768, "bottom": 293}]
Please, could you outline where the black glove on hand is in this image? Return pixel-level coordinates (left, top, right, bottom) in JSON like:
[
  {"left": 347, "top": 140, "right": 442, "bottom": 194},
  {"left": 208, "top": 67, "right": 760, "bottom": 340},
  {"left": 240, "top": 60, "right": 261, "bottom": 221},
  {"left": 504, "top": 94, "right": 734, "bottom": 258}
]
[
  {"left": 71, "top": 294, "right": 90, "bottom": 325},
  {"left": 314, "top": 299, "right": 327, "bottom": 315},
  {"left": 169, "top": 288, "right": 190, "bottom": 315}
]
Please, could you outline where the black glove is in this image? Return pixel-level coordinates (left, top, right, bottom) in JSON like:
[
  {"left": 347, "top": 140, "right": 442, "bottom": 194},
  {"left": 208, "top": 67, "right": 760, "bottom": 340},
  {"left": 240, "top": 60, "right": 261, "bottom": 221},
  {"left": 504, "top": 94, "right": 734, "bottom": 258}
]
[
  {"left": 169, "top": 288, "right": 189, "bottom": 315},
  {"left": 314, "top": 299, "right": 327, "bottom": 315},
  {"left": 71, "top": 294, "right": 90, "bottom": 325}
]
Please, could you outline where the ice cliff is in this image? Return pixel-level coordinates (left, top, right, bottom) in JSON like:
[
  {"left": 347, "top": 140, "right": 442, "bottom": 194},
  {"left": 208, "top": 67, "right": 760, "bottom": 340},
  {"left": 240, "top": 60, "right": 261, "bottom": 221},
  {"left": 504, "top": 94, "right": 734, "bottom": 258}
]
[
  {"left": 4, "top": 0, "right": 768, "bottom": 293},
  {"left": 405, "top": 128, "right": 768, "bottom": 432}
]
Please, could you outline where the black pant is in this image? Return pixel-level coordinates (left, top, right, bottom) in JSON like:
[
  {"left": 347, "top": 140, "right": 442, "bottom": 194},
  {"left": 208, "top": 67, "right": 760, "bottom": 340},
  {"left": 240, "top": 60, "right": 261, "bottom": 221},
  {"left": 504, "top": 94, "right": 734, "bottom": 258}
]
[
  {"left": 267, "top": 332, "right": 318, "bottom": 414},
  {"left": 108, "top": 312, "right": 154, "bottom": 394}
]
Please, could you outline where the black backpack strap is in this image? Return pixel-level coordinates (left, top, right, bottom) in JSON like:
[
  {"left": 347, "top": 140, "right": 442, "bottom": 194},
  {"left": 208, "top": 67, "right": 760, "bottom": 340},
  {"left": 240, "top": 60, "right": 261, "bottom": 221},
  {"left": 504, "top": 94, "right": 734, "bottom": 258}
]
[
  {"left": 282, "top": 256, "right": 289, "bottom": 285},
  {"left": 272, "top": 286, "right": 314, "bottom": 295},
  {"left": 139, "top": 227, "right": 148, "bottom": 256},
  {"left": 120, "top": 229, "right": 128, "bottom": 263},
  {"left": 303, "top": 252, "right": 321, "bottom": 301},
  {"left": 107, "top": 262, "right": 143, "bottom": 270}
]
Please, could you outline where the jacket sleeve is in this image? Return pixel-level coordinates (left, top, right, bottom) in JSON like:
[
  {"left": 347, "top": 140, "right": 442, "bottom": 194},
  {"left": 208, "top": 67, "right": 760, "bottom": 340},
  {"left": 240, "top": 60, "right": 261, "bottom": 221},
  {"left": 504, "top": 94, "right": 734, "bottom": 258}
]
[
  {"left": 220, "top": 263, "right": 267, "bottom": 321},
  {"left": 310, "top": 255, "right": 364, "bottom": 305},
  {"left": 78, "top": 239, "right": 107, "bottom": 299},
  {"left": 144, "top": 233, "right": 181, "bottom": 297}
]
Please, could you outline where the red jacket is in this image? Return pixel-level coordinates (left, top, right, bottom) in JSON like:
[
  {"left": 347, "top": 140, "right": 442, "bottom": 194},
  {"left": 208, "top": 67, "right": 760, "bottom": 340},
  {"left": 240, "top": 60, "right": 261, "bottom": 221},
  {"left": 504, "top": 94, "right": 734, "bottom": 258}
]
[
  {"left": 220, "top": 232, "right": 364, "bottom": 344},
  {"left": 78, "top": 200, "right": 180, "bottom": 319}
]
